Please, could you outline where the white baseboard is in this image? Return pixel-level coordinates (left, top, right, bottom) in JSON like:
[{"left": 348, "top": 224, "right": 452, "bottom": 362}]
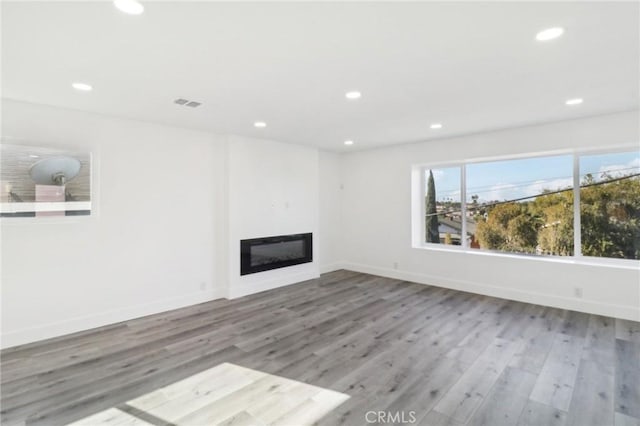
[
  {"left": 342, "top": 262, "right": 640, "bottom": 322},
  {"left": 319, "top": 262, "right": 346, "bottom": 274},
  {"left": 4, "top": 264, "right": 636, "bottom": 349},
  {"left": 1, "top": 289, "right": 225, "bottom": 349},
  {"left": 228, "top": 270, "right": 320, "bottom": 299}
]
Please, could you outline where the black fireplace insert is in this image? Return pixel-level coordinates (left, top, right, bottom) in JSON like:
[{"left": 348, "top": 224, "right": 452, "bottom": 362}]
[{"left": 240, "top": 233, "right": 313, "bottom": 275}]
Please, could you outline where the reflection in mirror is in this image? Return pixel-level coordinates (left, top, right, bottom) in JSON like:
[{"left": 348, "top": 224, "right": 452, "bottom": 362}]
[{"left": 0, "top": 143, "right": 91, "bottom": 217}]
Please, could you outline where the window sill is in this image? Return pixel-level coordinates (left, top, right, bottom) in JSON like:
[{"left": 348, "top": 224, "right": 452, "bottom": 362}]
[{"left": 412, "top": 244, "right": 640, "bottom": 270}]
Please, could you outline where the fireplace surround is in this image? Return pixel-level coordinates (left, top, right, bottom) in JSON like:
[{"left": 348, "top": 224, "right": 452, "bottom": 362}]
[{"left": 240, "top": 233, "right": 313, "bottom": 275}]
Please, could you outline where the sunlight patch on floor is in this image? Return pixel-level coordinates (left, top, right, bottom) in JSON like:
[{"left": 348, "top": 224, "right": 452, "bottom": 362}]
[{"left": 67, "top": 362, "right": 350, "bottom": 425}]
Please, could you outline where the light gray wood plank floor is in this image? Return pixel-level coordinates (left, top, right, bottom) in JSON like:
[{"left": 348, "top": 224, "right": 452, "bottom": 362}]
[{"left": 1, "top": 270, "right": 639, "bottom": 426}]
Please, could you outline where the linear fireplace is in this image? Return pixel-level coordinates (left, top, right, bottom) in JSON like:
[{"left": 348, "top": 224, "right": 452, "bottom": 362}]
[{"left": 240, "top": 233, "right": 313, "bottom": 275}]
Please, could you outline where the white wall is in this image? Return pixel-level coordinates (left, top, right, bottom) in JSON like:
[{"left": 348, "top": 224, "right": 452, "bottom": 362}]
[
  {"left": 225, "top": 135, "right": 320, "bottom": 298},
  {"left": 0, "top": 99, "right": 227, "bottom": 348},
  {"left": 0, "top": 100, "right": 327, "bottom": 348},
  {"left": 339, "top": 111, "right": 640, "bottom": 321},
  {"left": 2, "top": 98, "right": 638, "bottom": 349},
  {"left": 318, "top": 150, "right": 343, "bottom": 273}
]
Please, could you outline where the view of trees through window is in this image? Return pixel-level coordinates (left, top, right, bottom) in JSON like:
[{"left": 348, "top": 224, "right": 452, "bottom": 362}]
[
  {"left": 425, "top": 167, "right": 461, "bottom": 245},
  {"left": 580, "top": 151, "right": 640, "bottom": 259},
  {"left": 466, "top": 155, "right": 574, "bottom": 256},
  {"left": 424, "top": 150, "right": 640, "bottom": 260}
]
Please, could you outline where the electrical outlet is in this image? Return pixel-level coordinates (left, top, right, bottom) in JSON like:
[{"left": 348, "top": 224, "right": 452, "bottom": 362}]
[
  {"left": 200, "top": 282, "right": 207, "bottom": 291},
  {"left": 574, "top": 287, "right": 583, "bottom": 298},
  {"left": 393, "top": 262, "right": 399, "bottom": 270}
]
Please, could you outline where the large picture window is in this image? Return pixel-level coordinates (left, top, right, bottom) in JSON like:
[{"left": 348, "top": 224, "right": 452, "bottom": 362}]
[{"left": 420, "top": 148, "right": 640, "bottom": 262}]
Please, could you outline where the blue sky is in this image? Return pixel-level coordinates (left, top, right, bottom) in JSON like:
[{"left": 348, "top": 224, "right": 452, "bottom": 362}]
[{"left": 427, "top": 150, "right": 640, "bottom": 203}]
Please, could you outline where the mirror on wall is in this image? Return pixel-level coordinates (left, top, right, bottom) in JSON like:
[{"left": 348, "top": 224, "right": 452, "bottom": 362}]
[{"left": 0, "top": 143, "right": 91, "bottom": 217}]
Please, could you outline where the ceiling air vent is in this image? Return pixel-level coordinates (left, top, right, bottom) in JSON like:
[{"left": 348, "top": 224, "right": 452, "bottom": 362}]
[{"left": 174, "top": 98, "right": 202, "bottom": 107}]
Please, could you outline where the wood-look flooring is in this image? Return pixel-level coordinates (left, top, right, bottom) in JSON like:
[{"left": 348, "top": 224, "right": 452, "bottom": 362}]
[
  {"left": 67, "top": 362, "right": 350, "bottom": 425},
  {"left": 1, "top": 270, "right": 639, "bottom": 426}
]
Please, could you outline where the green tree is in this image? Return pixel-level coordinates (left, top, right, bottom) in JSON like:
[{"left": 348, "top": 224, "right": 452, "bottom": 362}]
[
  {"left": 475, "top": 202, "right": 538, "bottom": 253},
  {"left": 472, "top": 173, "right": 639, "bottom": 259},
  {"left": 531, "top": 190, "right": 574, "bottom": 256},
  {"left": 425, "top": 170, "right": 440, "bottom": 243},
  {"left": 507, "top": 215, "right": 538, "bottom": 250},
  {"left": 581, "top": 176, "right": 640, "bottom": 259}
]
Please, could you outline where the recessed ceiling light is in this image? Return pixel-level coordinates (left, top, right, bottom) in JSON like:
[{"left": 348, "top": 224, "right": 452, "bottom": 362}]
[
  {"left": 71, "top": 82, "right": 93, "bottom": 92},
  {"left": 254, "top": 121, "right": 267, "bottom": 128},
  {"left": 430, "top": 123, "right": 443, "bottom": 129},
  {"left": 535, "top": 27, "right": 564, "bottom": 41},
  {"left": 344, "top": 140, "right": 354, "bottom": 145},
  {"left": 565, "top": 98, "right": 583, "bottom": 106},
  {"left": 345, "top": 91, "right": 362, "bottom": 100},
  {"left": 29, "top": 155, "right": 39, "bottom": 158},
  {"left": 114, "top": 0, "right": 144, "bottom": 15}
]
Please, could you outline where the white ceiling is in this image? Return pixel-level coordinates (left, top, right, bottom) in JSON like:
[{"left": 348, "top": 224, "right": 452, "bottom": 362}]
[{"left": 2, "top": 1, "right": 638, "bottom": 151}]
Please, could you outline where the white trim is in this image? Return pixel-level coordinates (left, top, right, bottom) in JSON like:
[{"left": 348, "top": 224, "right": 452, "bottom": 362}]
[
  {"left": 573, "top": 153, "right": 582, "bottom": 257},
  {"left": 0, "top": 201, "right": 91, "bottom": 213},
  {"left": 461, "top": 164, "right": 467, "bottom": 248},
  {"left": 412, "top": 243, "right": 639, "bottom": 270},
  {"left": 410, "top": 166, "right": 424, "bottom": 247},
  {"left": 0, "top": 290, "right": 225, "bottom": 349},
  {"left": 342, "top": 262, "right": 640, "bottom": 322},
  {"left": 320, "top": 262, "right": 346, "bottom": 274},
  {"left": 414, "top": 243, "right": 465, "bottom": 254}
]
